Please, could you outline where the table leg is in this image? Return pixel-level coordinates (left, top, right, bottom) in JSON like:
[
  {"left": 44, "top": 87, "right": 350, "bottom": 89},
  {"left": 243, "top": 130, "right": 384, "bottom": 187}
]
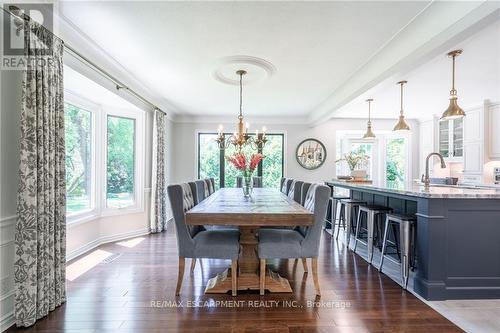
[{"left": 205, "top": 226, "right": 292, "bottom": 294}]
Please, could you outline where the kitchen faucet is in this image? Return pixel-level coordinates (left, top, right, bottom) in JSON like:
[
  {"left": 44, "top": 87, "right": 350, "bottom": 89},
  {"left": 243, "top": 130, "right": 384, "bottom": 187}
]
[{"left": 422, "top": 152, "right": 447, "bottom": 189}]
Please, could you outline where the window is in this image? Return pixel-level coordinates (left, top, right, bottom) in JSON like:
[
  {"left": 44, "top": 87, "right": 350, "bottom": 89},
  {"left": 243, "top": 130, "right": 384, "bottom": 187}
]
[
  {"left": 350, "top": 141, "right": 374, "bottom": 179},
  {"left": 64, "top": 90, "right": 145, "bottom": 222},
  {"left": 385, "top": 138, "right": 407, "bottom": 189},
  {"left": 65, "top": 103, "right": 93, "bottom": 214},
  {"left": 106, "top": 116, "right": 136, "bottom": 208},
  {"left": 198, "top": 133, "right": 284, "bottom": 189}
]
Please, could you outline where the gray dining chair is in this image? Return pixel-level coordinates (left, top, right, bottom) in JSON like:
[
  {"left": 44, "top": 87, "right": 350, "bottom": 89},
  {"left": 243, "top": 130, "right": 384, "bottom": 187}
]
[
  {"left": 210, "top": 178, "right": 216, "bottom": 192},
  {"left": 205, "top": 178, "right": 215, "bottom": 195},
  {"left": 236, "top": 176, "right": 263, "bottom": 188},
  {"left": 167, "top": 183, "right": 240, "bottom": 296},
  {"left": 287, "top": 180, "right": 303, "bottom": 203},
  {"left": 253, "top": 176, "right": 263, "bottom": 188},
  {"left": 195, "top": 179, "right": 209, "bottom": 203},
  {"left": 258, "top": 183, "right": 330, "bottom": 296},
  {"left": 280, "top": 177, "right": 294, "bottom": 195}
]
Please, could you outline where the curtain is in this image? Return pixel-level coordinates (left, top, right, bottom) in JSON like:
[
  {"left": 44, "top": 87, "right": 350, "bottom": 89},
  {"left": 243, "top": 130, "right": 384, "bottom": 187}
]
[
  {"left": 149, "top": 109, "right": 167, "bottom": 232},
  {"left": 14, "top": 19, "right": 66, "bottom": 327}
]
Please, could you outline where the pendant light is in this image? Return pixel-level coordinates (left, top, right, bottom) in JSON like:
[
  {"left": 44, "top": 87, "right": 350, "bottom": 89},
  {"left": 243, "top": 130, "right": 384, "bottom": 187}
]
[
  {"left": 441, "top": 49, "right": 465, "bottom": 120},
  {"left": 393, "top": 80, "right": 410, "bottom": 131},
  {"left": 363, "top": 99, "right": 376, "bottom": 139}
]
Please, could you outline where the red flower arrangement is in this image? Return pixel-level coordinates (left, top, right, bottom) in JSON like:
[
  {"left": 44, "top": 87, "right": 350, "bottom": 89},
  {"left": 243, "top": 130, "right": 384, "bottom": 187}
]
[{"left": 226, "top": 153, "right": 264, "bottom": 175}]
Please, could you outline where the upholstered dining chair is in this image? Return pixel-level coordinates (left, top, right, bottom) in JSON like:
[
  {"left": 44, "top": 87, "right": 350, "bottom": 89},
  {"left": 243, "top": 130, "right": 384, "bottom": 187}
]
[
  {"left": 258, "top": 183, "right": 330, "bottom": 296},
  {"left": 205, "top": 178, "right": 215, "bottom": 195},
  {"left": 195, "top": 179, "right": 209, "bottom": 204},
  {"left": 236, "top": 176, "right": 263, "bottom": 188},
  {"left": 167, "top": 183, "right": 240, "bottom": 296},
  {"left": 287, "top": 180, "right": 303, "bottom": 203},
  {"left": 210, "top": 178, "right": 216, "bottom": 192},
  {"left": 280, "top": 177, "right": 294, "bottom": 195}
]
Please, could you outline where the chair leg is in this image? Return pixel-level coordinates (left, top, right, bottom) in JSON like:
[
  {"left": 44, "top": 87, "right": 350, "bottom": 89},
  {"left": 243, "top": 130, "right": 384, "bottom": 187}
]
[
  {"left": 260, "top": 259, "right": 266, "bottom": 295},
  {"left": 353, "top": 210, "right": 363, "bottom": 252},
  {"left": 301, "top": 258, "right": 308, "bottom": 273},
  {"left": 190, "top": 258, "right": 196, "bottom": 273},
  {"left": 311, "top": 257, "right": 321, "bottom": 296},
  {"left": 379, "top": 217, "right": 390, "bottom": 271},
  {"left": 176, "top": 256, "right": 185, "bottom": 296},
  {"left": 231, "top": 259, "right": 237, "bottom": 296}
]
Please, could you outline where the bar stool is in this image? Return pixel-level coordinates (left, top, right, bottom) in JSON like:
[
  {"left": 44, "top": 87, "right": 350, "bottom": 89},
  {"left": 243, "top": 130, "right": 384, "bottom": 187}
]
[
  {"left": 338, "top": 199, "right": 366, "bottom": 247},
  {"left": 353, "top": 205, "right": 393, "bottom": 264},
  {"left": 379, "top": 213, "right": 417, "bottom": 289},
  {"left": 326, "top": 195, "right": 350, "bottom": 237}
]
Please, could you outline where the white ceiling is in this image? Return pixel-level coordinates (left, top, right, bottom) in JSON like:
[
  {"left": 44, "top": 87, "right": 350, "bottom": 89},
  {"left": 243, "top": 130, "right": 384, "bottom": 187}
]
[
  {"left": 65, "top": 65, "right": 141, "bottom": 110},
  {"left": 59, "top": 1, "right": 432, "bottom": 117},
  {"left": 334, "top": 19, "right": 500, "bottom": 121}
]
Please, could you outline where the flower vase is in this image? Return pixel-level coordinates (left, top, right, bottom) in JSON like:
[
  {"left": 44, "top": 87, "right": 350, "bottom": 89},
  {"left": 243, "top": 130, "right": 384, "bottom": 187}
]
[{"left": 242, "top": 173, "right": 253, "bottom": 198}]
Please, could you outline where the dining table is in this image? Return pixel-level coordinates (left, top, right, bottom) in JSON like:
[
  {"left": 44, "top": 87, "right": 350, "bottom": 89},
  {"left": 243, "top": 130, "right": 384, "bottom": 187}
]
[{"left": 186, "top": 187, "right": 314, "bottom": 294}]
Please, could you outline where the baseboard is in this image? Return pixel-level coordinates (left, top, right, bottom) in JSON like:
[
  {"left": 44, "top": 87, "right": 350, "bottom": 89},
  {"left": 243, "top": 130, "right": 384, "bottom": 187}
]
[
  {"left": 66, "top": 227, "right": 150, "bottom": 262},
  {"left": 0, "top": 310, "right": 14, "bottom": 332},
  {"left": 0, "top": 291, "right": 15, "bottom": 332}
]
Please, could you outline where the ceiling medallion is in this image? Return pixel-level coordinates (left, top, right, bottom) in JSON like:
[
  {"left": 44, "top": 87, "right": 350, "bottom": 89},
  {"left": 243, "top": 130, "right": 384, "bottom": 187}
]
[{"left": 212, "top": 55, "right": 276, "bottom": 85}]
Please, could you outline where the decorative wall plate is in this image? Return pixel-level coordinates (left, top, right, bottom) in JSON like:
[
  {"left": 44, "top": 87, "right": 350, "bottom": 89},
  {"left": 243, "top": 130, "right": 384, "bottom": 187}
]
[{"left": 296, "top": 138, "right": 326, "bottom": 170}]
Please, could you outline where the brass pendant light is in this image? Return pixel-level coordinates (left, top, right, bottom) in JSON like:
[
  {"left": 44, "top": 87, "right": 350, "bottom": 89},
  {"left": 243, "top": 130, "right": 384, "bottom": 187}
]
[
  {"left": 441, "top": 49, "right": 466, "bottom": 120},
  {"left": 393, "top": 80, "right": 410, "bottom": 131},
  {"left": 363, "top": 98, "right": 376, "bottom": 139}
]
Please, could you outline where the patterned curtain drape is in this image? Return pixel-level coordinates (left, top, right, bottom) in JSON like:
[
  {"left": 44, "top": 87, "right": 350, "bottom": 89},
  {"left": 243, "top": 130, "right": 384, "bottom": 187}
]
[
  {"left": 14, "top": 19, "right": 66, "bottom": 327},
  {"left": 149, "top": 109, "right": 167, "bottom": 232}
]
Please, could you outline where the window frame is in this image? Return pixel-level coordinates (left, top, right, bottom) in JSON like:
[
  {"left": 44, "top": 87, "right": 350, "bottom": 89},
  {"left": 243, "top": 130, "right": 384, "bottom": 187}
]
[
  {"left": 64, "top": 91, "right": 98, "bottom": 223},
  {"left": 64, "top": 91, "right": 145, "bottom": 225},
  {"left": 196, "top": 131, "right": 285, "bottom": 188},
  {"left": 101, "top": 107, "right": 145, "bottom": 216}
]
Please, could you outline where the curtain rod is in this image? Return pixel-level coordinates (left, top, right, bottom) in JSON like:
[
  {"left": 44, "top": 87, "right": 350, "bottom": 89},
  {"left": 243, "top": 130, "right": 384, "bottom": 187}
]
[{"left": 2, "top": 5, "right": 166, "bottom": 115}]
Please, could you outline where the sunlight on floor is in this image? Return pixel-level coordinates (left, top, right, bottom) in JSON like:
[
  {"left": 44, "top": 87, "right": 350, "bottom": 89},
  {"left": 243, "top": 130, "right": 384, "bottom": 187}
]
[
  {"left": 66, "top": 249, "right": 113, "bottom": 281},
  {"left": 116, "top": 237, "right": 145, "bottom": 248}
]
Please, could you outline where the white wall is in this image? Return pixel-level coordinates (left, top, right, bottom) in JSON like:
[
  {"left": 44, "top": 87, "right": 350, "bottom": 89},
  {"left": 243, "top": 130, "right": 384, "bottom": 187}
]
[
  {"left": 0, "top": 69, "right": 22, "bottom": 331},
  {"left": 172, "top": 118, "right": 420, "bottom": 184}
]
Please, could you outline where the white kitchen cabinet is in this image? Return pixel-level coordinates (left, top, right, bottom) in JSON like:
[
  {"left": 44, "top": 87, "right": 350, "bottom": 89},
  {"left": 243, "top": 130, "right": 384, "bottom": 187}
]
[
  {"left": 490, "top": 103, "right": 500, "bottom": 159},
  {"left": 462, "top": 104, "right": 487, "bottom": 183},
  {"left": 438, "top": 117, "right": 463, "bottom": 161}
]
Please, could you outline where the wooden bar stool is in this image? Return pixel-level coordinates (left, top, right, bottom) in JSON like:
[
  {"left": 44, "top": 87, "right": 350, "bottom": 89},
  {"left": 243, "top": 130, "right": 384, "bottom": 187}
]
[
  {"left": 353, "top": 205, "right": 393, "bottom": 264},
  {"left": 378, "top": 213, "right": 417, "bottom": 289},
  {"left": 338, "top": 199, "right": 366, "bottom": 248}
]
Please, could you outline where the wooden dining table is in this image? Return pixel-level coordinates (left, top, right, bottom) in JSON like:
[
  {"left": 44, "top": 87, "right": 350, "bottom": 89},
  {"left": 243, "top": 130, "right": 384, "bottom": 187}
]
[{"left": 186, "top": 187, "right": 314, "bottom": 294}]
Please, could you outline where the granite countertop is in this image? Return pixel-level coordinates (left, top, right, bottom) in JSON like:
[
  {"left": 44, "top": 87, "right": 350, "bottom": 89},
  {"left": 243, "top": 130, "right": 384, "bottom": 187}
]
[{"left": 326, "top": 180, "right": 500, "bottom": 199}]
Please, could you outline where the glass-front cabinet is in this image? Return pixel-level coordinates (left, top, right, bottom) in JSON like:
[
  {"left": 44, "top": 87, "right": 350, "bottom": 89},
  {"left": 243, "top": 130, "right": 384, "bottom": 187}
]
[{"left": 438, "top": 118, "right": 463, "bottom": 160}]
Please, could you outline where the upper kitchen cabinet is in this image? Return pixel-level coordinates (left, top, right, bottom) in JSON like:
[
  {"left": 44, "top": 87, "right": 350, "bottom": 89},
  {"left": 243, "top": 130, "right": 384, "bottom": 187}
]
[
  {"left": 490, "top": 102, "right": 500, "bottom": 159},
  {"left": 438, "top": 117, "right": 463, "bottom": 162}
]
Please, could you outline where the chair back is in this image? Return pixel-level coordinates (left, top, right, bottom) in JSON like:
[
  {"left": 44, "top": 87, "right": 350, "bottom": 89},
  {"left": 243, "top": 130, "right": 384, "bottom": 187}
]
[
  {"left": 287, "top": 180, "right": 303, "bottom": 203},
  {"left": 167, "top": 183, "right": 203, "bottom": 257},
  {"left": 205, "top": 178, "right": 215, "bottom": 195},
  {"left": 188, "top": 181, "right": 198, "bottom": 204},
  {"left": 236, "top": 176, "right": 243, "bottom": 188},
  {"left": 280, "top": 178, "right": 293, "bottom": 194},
  {"left": 253, "top": 176, "right": 263, "bottom": 188},
  {"left": 195, "top": 180, "right": 207, "bottom": 203},
  {"left": 210, "top": 178, "right": 216, "bottom": 192},
  {"left": 300, "top": 183, "right": 330, "bottom": 257},
  {"left": 300, "top": 182, "right": 312, "bottom": 205}
]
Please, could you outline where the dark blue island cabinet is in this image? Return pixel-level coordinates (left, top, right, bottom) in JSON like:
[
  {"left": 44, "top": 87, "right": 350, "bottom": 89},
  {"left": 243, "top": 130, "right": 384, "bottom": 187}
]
[{"left": 326, "top": 180, "right": 500, "bottom": 301}]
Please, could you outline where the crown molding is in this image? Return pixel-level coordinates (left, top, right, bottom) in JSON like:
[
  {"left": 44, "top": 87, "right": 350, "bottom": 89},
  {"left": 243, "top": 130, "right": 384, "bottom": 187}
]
[{"left": 56, "top": 10, "right": 178, "bottom": 121}]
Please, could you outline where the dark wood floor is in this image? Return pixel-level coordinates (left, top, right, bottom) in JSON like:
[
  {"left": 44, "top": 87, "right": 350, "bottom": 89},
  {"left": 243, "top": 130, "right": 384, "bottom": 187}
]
[{"left": 8, "top": 224, "right": 463, "bottom": 333}]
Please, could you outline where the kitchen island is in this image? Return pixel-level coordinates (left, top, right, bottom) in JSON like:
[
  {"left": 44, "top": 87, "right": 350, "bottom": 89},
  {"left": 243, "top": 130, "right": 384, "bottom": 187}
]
[{"left": 326, "top": 180, "right": 500, "bottom": 301}]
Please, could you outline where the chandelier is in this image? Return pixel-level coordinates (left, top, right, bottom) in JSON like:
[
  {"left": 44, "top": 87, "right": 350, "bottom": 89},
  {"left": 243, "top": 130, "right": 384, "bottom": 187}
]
[{"left": 216, "top": 70, "right": 267, "bottom": 151}]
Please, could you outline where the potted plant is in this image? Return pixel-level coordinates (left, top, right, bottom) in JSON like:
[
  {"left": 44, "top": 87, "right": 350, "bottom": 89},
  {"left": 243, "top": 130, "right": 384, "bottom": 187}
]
[
  {"left": 226, "top": 152, "right": 265, "bottom": 197},
  {"left": 335, "top": 151, "right": 370, "bottom": 180}
]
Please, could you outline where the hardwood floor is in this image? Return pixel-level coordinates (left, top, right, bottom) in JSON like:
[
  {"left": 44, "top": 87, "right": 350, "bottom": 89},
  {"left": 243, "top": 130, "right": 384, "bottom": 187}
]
[{"left": 7, "top": 224, "right": 463, "bottom": 333}]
